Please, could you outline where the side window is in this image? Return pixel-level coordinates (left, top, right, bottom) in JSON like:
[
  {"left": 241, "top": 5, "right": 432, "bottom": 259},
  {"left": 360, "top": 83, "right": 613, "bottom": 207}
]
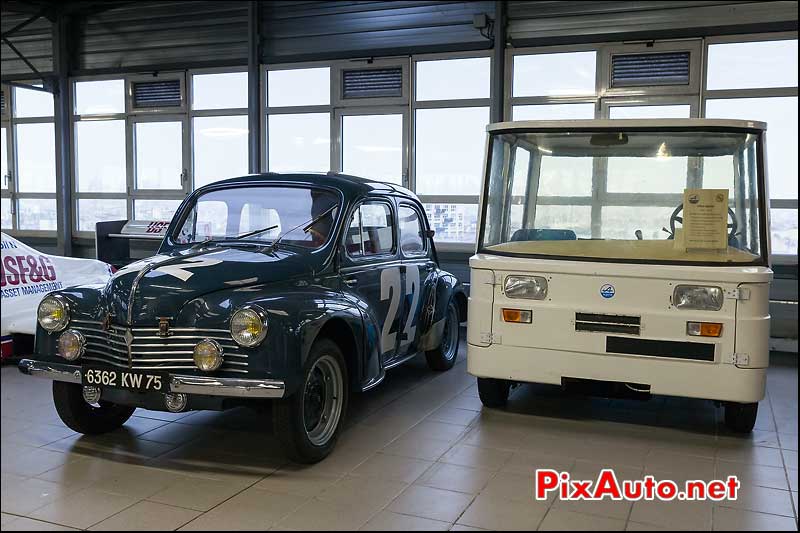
[
  {"left": 345, "top": 201, "right": 395, "bottom": 258},
  {"left": 399, "top": 205, "right": 426, "bottom": 257}
]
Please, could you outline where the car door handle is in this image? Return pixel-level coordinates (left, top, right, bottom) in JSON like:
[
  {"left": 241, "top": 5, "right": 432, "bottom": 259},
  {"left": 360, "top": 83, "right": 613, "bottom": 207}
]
[
  {"left": 343, "top": 278, "right": 358, "bottom": 288},
  {"left": 424, "top": 264, "right": 435, "bottom": 272}
]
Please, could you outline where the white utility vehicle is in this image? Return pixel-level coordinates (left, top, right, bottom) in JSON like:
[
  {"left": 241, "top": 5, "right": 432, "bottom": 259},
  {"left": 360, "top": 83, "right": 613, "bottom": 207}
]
[{"left": 468, "top": 119, "right": 771, "bottom": 433}]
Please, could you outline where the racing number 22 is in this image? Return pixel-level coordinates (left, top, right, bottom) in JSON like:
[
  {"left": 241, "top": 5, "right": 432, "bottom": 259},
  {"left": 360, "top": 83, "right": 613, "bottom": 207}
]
[{"left": 380, "top": 266, "right": 420, "bottom": 353}]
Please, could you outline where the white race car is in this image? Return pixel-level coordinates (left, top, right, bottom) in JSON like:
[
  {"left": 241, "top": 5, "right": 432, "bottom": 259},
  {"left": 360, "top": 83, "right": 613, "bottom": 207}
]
[{"left": 1, "top": 233, "right": 113, "bottom": 360}]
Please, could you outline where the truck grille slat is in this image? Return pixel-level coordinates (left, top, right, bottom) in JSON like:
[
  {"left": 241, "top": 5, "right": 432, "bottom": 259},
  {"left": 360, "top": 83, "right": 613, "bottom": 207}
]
[{"left": 575, "top": 312, "right": 641, "bottom": 335}]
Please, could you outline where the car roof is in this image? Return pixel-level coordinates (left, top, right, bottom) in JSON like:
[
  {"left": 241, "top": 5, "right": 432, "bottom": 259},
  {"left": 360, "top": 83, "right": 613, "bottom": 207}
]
[{"left": 198, "top": 172, "right": 419, "bottom": 201}]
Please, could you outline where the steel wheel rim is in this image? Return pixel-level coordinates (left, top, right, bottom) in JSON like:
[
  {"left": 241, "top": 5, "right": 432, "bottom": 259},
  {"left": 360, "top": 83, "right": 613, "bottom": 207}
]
[
  {"left": 442, "top": 305, "right": 459, "bottom": 361},
  {"left": 303, "top": 354, "right": 344, "bottom": 447}
]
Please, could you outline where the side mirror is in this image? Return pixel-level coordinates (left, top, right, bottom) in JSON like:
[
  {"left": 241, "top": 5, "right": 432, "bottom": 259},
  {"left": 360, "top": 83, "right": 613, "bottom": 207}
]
[{"left": 425, "top": 229, "right": 436, "bottom": 239}]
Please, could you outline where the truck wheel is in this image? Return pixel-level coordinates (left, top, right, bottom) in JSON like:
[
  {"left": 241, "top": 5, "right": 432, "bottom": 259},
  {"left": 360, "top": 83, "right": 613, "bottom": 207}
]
[
  {"left": 425, "top": 300, "right": 460, "bottom": 371},
  {"left": 478, "top": 377, "right": 511, "bottom": 408},
  {"left": 52, "top": 381, "right": 135, "bottom": 434},
  {"left": 274, "top": 338, "right": 348, "bottom": 464},
  {"left": 724, "top": 402, "right": 758, "bottom": 433}
]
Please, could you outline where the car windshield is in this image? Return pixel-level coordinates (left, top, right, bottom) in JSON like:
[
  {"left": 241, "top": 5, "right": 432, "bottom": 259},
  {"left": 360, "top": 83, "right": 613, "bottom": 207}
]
[
  {"left": 175, "top": 185, "right": 340, "bottom": 249},
  {"left": 480, "top": 126, "right": 766, "bottom": 264}
]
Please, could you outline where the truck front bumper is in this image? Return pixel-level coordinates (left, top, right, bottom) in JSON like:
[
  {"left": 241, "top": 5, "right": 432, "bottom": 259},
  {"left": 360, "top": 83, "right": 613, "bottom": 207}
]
[{"left": 18, "top": 359, "right": 286, "bottom": 399}]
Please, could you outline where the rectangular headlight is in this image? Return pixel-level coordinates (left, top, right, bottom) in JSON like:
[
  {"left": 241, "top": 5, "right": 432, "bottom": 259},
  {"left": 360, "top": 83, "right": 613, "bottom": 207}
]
[
  {"left": 504, "top": 275, "right": 548, "bottom": 300},
  {"left": 673, "top": 285, "right": 724, "bottom": 311}
]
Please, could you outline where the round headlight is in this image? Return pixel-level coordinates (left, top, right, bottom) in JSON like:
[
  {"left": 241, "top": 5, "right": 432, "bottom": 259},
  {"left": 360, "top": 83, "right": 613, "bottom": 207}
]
[
  {"left": 38, "top": 295, "right": 70, "bottom": 332},
  {"left": 193, "top": 339, "right": 224, "bottom": 372},
  {"left": 58, "top": 330, "right": 85, "bottom": 361},
  {"left": 230, "top": 306, "right": 268, "bottom": 347}
]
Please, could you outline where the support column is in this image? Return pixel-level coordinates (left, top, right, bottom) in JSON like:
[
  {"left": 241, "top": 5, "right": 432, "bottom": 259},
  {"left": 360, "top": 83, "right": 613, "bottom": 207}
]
[
  {"left": 247, "top": 1, "right": 262, "bottom": 173},
  {"left": 490, "top": 0, "right": 507, "bottom": 124},
  {"left": 52, "top": 14, "right": 73, "bottom": 256}
]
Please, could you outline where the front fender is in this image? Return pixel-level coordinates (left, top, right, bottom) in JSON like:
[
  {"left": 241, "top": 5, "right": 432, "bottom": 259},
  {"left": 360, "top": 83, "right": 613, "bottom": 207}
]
[{"left": 187, "top": 283, "right": 366, "bottom": 396}]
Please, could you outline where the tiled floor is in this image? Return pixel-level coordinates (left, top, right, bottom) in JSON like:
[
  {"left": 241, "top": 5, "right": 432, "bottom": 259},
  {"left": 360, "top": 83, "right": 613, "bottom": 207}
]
[{"left": 1, "top": 337, "right": 797, "bottom": 531}]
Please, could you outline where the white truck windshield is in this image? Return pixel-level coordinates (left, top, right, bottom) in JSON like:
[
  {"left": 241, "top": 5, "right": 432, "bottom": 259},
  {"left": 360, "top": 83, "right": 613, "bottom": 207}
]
[{"left": 480, "top": 125, "right": 766, "bottom": 264}]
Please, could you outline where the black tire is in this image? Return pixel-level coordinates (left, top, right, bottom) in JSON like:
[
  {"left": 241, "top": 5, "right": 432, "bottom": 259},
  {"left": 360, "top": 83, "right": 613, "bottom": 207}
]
[
  {"left": 425, "top": 300, "right": 460, "bottom": 371},
  {"left": 724, "top": 402, "right": 758, "bottom": 433},
  {"left": 52, "top": 381, "right": 135, "bottom": 435},
  {"left": 478, "top": 377, "right": 511, "bottom": 408},
  {"left": 273, "top": 338, "right": 349, "bottom": 464}
]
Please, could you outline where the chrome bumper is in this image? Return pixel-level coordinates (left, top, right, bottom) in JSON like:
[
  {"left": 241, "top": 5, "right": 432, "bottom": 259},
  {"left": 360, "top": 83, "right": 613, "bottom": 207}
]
[{"left": 17, "top": 359, "right": 285, "bottom": 399}]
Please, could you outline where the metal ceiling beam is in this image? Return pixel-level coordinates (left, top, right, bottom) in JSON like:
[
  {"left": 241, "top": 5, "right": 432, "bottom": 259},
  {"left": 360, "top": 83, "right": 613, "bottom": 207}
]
[{"left": 1, "top": 8, "right": 49, "bottom": 38}]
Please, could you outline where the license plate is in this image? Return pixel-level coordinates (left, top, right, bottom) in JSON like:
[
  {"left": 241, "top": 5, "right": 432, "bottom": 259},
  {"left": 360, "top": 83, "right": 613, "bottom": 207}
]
[{"left": 81, "top": 366, "right": 167, "bottom": 392}]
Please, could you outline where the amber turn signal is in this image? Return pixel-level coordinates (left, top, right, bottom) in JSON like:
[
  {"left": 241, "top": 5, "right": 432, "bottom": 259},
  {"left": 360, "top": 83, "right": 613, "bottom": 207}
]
[
  {"left": 502, "top": 308, "right": 532, "bottom": 324},
  {"left": 686, "top": 321, "right": 723, "bottom": 337}
]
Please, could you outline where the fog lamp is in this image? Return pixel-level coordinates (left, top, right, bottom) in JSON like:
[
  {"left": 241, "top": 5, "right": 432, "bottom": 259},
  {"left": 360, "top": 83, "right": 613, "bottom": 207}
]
[
  {"left": 82, "top": 386, "right": 101, "bottom": 404},
  {"left": 193, "top": 339, "right": 223, "bottom": 371},
  {"left": 687, "top": 321, "right": 723, "bottom": 337},
  {"left": 164, "top": 392, "right": 188, "bottom": 413},
  {"left": 38, "top": 295, "right": 70, "bottom": 332},
  {"left": 502, "top": 308, "right": 532, "bottom": 324},
  {"left": 58, "top": 330, "right": 85, "bottom": 361}
]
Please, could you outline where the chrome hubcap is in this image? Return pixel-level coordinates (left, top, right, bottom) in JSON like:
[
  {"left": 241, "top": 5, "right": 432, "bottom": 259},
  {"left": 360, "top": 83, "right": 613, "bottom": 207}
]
[{"left": 303, "top": 354, "right": 344, "bottom": 446}]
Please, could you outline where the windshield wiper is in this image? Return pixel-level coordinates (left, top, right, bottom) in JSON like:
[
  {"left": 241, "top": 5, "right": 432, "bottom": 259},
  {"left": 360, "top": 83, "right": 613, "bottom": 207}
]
[
  {"left": 231, "top": 224, "right": 280, "bottom": 241},
  {"left": 265, "top": 205, "right": 338, "bottom": 254}
]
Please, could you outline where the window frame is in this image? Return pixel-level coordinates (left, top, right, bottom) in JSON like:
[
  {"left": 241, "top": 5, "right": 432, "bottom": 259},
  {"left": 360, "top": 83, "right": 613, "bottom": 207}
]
[
  {"left": 3, "top": 82, "right": 57, "bottom": 237},
  {"left": 397, "top": 201, "right": 429, "bottom": 259},
  {"left": 412, "top": 49, "right": 492, "bottom": 252},
  {"left": 702, "top": 31, "right": 799, "bottom": 263},
  {"left": 342, "top": 197, "right": 398, "bottom": 262}
]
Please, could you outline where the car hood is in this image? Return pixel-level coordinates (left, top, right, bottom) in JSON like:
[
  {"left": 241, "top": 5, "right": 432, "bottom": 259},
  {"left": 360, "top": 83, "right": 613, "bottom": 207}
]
[{"left": 103, "top": 245, "right": 322, "bottom": 324}]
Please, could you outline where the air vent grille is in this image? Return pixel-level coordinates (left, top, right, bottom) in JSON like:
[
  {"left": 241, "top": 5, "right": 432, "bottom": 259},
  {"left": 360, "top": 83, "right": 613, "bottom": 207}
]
[
  {"left": 342, "top": 67, "right": 403, "bottom": 99},
  {"left": 575, "top": 312, "right": 641, "bottom": 335},
  {"left": 0, "top": 91, "right": 5, "bottom": 114},
  {"left": 132, "top": 79, "right": 182, "bottom": 109},
  {"left": 611, "top": 51, "right": 690, "bottom": 87}
]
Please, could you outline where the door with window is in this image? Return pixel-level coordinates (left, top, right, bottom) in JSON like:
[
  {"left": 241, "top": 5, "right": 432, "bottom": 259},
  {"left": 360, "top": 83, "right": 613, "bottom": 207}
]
[
  {"left": 335, "top": 108, "right": 408, "bottom": 186},
  {"left": 394, "top": 202, "right": 436, "bottom": 361},
  {"left": 129, "top": 115, "right": 189, "bottom": 221},
  {"left": 340, "top": 199, "right": 403, "bottom": 365}
]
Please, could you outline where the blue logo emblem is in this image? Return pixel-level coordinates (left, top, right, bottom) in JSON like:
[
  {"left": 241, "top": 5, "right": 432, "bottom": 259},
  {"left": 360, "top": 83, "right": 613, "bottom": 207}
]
[{"left": 600, "top": 284, "right": 615, "bottom": 299}]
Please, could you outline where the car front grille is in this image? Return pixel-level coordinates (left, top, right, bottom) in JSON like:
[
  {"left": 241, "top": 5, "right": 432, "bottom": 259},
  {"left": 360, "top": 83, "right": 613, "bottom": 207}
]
[{"left": 70, "top": 319, "right": 249, "bottom": 374}]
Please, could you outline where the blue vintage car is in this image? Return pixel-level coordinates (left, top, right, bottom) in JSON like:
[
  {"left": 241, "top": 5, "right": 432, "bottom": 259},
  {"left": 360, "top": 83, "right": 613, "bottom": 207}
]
[{"left": 19, "top": 173, "right": 465, "bottom": 462}]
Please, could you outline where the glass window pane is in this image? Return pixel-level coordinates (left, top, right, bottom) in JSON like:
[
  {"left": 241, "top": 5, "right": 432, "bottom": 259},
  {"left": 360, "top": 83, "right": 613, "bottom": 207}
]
[
  {"left": 76, "top": 120, "right": 126, "bottom": 193},
  {"left": 268, "top": 113, "right": 330, "bottom": 172},
  {"left": 770, "top": 208, "right": 798, "bottom": 255},
  {"left": 268, "top": 67, "right": 330, "bottom": 107},
  {"left": 135, "top": 121, "right": 183, "bottom": 190},
  {"left": 601, "top": 206, "right": 676, "bottom": 240},
  {"left": 16, "top": 123, "right": 55, "bottom": 193},
  {"left": 359, "top": 202, "right": 394, "bottom": 255},
  {"left": 399, "top": 206, "right": 425, "bottom": 256},
  {"left": 1, "top": 198, "right": 11, "bottom": 229},
  {"left": 423, "top": 203, "right": 478, "bottom": 243},
  {"left": 342, "top": 114, "right": 403, "bottom": 184},
  {"left": 540, "top": 157, "right": 594, "bottom": 196},
  {"left": 14, "top": 86, "right": 53, "bottom": 117},
  {"left": 192, "top": 72, "right": 248, "bottom": 110},
  {"left": 193, "top": 115, "right": 249, "bottom": 188},
  {"left": 78, "top": 199, "right": 127, "bottom": 232},
  {"left": 415, "top": 107, "right": 489, "bottom": 195},
  {"left": 610, "top": 104, "right": 691, "bottom": 119},
  {"left": 534, "top": 205, "right": 592, "bottom": 239},
  {"left": 1, "top": 127, "right": 7, "bottom": 190},
  {"left": 513, "top": 103, "right": 595, "bottom": 120},
  {"left": 75, "top": 79, "right": 125, "bottom": 115},
  {"left": 416, "top": 57, "right": 490, "bottom": 101},
  {"left": 513, "top": 51, "right": 596, "bottom": 97},
  {"left": 706, "top": 97, "right": 798, "bottom": 199},
  {"left": 707, "top": 40, "right": 798, "bottom": 90},
  {"left": 134, "top": 199, "right": 182, "bottom": 221},
  {"left": 18, "top": 199, "right": 56, "bottom": 230}
]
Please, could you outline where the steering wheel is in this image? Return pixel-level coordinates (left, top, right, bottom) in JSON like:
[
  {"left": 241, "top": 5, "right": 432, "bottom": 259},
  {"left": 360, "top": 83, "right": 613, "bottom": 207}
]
[{"left": 667, "top": 203, "right": 738, "bottom": 241}]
